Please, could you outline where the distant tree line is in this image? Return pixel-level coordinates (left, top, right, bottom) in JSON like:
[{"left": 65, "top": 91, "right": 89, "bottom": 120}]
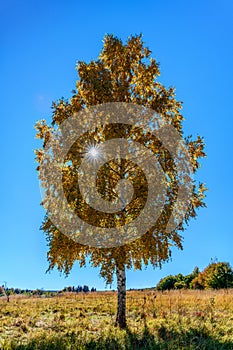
[
  {"left": 156, "top": 262, "right": 233, "bottom": 291},
  {"left": 0, "top": 285, "right": 97, "bottom": 298},
  {"left": 62, "top": 285, "right": 96, "bottom": 293}
]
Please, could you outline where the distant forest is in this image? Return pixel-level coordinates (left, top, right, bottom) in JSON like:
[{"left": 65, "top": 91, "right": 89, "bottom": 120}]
[{"left": 0, "top": 285, "right": 97, "bottom": 299}]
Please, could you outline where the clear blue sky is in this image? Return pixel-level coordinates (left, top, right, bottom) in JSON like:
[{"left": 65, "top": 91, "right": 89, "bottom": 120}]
[{"left": 1, "top": 0, "right": 233, "bottom": 290}]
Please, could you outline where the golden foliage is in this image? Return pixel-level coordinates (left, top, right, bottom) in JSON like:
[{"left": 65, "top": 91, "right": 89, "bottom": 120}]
[{"left": 35, "top": 34, "right": 206, "bottom": 283}]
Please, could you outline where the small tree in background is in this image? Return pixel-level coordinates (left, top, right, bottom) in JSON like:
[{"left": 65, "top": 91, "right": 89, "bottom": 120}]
[
  {"left": 35, "top": 34, "right": 206, "bottom": 328},
  {"left": 192, "top": 262, "right": 233, "bottom": 289},
  {"left": 83, "top": 285, "right": 89, "bottom": 293}
]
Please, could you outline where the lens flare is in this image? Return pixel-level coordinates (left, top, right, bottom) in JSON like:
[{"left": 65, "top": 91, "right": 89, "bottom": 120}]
[{"left": 85, "top": 144, "right": 102, "bottom": 163}]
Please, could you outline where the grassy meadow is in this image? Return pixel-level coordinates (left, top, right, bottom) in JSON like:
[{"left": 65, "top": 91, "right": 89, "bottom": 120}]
[{"left": 0, "top": 289, "right": 233, "bottom": 349}]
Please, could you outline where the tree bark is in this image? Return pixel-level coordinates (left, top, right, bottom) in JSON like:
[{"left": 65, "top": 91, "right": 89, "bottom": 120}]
[{"left": 115, "top": 264, "right": 126, "bottom": 328}]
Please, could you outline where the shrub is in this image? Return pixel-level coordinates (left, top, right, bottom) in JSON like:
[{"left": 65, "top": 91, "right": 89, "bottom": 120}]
[
  {"left": 157, "top": 275, "right": 178, "bottom": 291},
  {"left": 174, "top": 280, "right": 187, "bottom": 289}
]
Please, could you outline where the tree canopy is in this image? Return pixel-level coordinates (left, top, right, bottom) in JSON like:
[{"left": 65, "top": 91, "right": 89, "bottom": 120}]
[{"left": 35, "top": 34, "right": 206, "bottom": 285}]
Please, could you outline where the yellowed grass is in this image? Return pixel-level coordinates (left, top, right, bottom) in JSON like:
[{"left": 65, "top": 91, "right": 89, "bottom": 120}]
[{"left": 0, "top": 289, "right": 233, "bottom": 349}]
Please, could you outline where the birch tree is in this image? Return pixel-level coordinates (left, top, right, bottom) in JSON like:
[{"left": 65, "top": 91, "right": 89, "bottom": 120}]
[{"left": 35, "top": 34, "right": 206, "bottom": 328}]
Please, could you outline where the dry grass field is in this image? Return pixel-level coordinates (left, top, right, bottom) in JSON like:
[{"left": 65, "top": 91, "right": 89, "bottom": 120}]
[{"left": 0, "top": 289, "right": 233, "bottom": 349}]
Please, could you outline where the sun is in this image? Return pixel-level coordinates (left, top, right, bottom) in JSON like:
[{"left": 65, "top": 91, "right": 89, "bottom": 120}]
[
  {"left": 84, "top": 144, "right": 102, "bottom": 163},
  {"left": 88, "top": 146, "right": 99, "bottom": 158}
]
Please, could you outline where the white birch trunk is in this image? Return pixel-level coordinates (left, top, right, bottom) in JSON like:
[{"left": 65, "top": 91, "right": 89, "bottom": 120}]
[{"left": 116, "top": 265, "right": 126, "bottom": 328}]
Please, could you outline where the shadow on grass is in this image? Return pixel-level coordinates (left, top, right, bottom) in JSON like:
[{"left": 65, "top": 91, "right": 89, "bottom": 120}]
[{"left": 8, "top": 325, "right": 233, "bottom": 350}]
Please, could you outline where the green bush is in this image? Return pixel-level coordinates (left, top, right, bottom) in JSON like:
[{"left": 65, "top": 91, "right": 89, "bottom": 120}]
[{"left": 156, "top": 275, "right": 177, "bottom": 291}]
